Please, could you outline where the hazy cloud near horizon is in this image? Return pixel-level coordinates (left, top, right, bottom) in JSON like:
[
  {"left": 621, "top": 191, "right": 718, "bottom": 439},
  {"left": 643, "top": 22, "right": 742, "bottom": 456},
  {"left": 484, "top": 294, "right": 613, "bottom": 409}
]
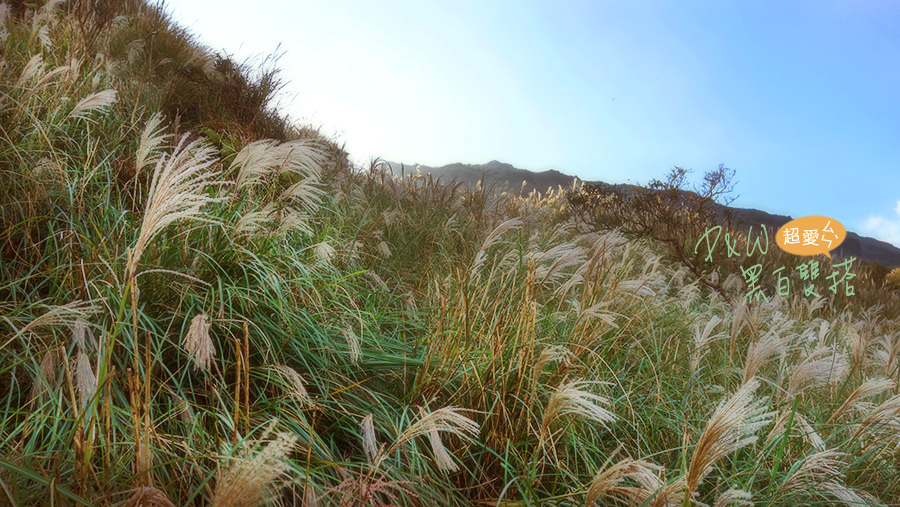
[{"left": 862, "top": 200, "right": 900, "bottom": 248}]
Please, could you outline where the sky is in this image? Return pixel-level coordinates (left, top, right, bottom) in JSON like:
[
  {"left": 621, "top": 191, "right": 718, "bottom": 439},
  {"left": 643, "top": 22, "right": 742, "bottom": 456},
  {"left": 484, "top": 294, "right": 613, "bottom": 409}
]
[{"left": 167, "top": 1, "right": 900, "bottom": 248}]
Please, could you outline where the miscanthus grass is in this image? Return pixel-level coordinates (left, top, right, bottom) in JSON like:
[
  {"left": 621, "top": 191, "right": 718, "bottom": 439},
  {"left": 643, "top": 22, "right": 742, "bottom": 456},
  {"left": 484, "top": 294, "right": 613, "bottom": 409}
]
[{"left": 2, "top": 2, "right": 900, "bottom": 505}]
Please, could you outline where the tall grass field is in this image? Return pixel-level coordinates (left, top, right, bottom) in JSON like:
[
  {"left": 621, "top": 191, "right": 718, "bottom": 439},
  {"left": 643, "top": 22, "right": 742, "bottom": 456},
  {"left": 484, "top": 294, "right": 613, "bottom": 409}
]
[{"left": 2, "top": 1, "right": 900, "bottom": 505}]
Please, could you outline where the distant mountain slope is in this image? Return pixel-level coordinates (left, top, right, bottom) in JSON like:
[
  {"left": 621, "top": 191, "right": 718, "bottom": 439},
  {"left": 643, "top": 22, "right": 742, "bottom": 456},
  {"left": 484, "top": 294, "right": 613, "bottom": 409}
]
[{"left": 384, "top": 160, "right": 900, "bottom": 268}]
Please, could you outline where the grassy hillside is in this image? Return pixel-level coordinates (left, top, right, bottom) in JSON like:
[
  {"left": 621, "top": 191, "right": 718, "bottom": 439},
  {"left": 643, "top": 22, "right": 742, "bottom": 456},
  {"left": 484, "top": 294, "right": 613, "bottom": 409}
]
[{"left": 2, "top": 2, "right": 900, "bottom": 506}]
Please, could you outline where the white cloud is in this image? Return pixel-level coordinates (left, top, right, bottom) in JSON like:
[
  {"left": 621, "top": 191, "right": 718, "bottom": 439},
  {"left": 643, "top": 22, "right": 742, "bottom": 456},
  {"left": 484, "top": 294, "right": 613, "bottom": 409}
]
[{"left": 861, "top": 200, "right": 900, "bottom": 248}]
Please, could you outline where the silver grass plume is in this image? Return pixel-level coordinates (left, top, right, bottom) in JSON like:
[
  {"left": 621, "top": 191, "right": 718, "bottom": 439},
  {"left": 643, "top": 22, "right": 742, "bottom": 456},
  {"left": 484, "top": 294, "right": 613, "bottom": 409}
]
[
  {"left": 183, "top": 313, "right": 214, "bottom": 372},
  {"left": 713, "top": 488, "right": 753, "bottom": 507},
  {"left": 303, "top": 482, "right": 319, "bottom": 507},
  {"left": 235, "top": 203, "right": 276, "bottom": 237},
  {"left": 271, "top": 364, "right": 310, "bottom": 407},
  {"left": 784, "top": 346, "right": 848, "bottom": 399},
  {"left": 691, "top": 315, "right": 725, "bottom": 373},
  {"left": 33, "top": 65, "right": 70, "bottom": 90},
  {"left": 585, "top": 458, "right": 667, "bottom": 507},
  {"left": 472, "top": 217, "right": 523, "bottom": 272},
  {"left": 686, "top": 378, "right": 774, "bottom": 495},
  {"left": 534, "top": 345, "right": 572, "bottom": 379},
  {"left": 394, "top": 407, "right": 479, "bottom": 447},
  {"left": 15, "top": 53, "right": 43, "bottom": 87},
  {"left": 575, "top": 302, "right": 619, "bottom": 328},
  {"left": 829, "top": 377, "right": 895, "bottom": 423},
  {"left": 778, "top": 449, "right": 874, "bottom": 507},
  {"left": 379, "top": 407, "right": 479, "bottom": 469},
  {"left": 231, "top": 139, "right": 325, "bottom": 190},
  {"left": 231, "top": 140, "right": 280, "bottom": 189},
  {"left": 851, "top": 393, "right": 900, "bottom": 441},
  {"left": 135, "top": 112, "right": 170, "bottom": 175},
  {"left": 340, "top": 325, "right": 361, "bottom": 365},
  {"left": 418, "top": 407, "right": 460, "bottom": 471},
  {"left": 68, "top": 89, "right": 118, "bottom": 119},
  {"left": 11, "top": 300, "right": 100, "bottom": 343},
  {"left": 360, "top": 414, "right": 379, "bottom": 463},
  {"left": 124, "top": 486, "right": 176, "bottom": 507},
  {"left": 75, "top": 351, "right": 97, "bottom": 411},
  {"left": 313, "top": 241, "right": 335, "bottom": 265},
  {"left": 542, "top": 380, "right": 616, "bottom": 433},
  {"left": 129, "top": 135, "right": 222, "bottom": 278},
  {"left": 377, "top": 241, "right": 392, "bottom": 258},
  {"left": 766, "top": 410, "right": 825, "bottom": 451},
  {"left": 30, "top": 347, "right": 62, "bottom": 406},
  {"left": 742, "top": 323, "right": 794, "bottom": 384},
  {"left": 211, "top": 432, "right": 297, "bottom": 507}
]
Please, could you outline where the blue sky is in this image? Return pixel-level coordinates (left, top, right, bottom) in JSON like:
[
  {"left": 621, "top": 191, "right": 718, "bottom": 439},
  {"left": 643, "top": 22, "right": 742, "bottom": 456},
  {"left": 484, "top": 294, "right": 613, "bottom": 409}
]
[{"left": 168, "top": 1, "right": 900, "bottom": 248}]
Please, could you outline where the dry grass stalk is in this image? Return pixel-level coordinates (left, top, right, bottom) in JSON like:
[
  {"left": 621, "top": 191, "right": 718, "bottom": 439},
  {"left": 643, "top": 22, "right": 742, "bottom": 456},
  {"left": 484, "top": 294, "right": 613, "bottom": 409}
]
[
  {"left": 68, "top": 89, "right": 117, "bottom": 119},
  {"left": 541, "top": 380, "right": 616, "bottom": 434},
  {"left": 210, "top": 432, "right": 297, "bottom": 507},
  {"left": 686, "top": 378, "right": 773, "bottom": 495},
  {"left": 183, "top": 314, "right": 214, "bottom": 372}
]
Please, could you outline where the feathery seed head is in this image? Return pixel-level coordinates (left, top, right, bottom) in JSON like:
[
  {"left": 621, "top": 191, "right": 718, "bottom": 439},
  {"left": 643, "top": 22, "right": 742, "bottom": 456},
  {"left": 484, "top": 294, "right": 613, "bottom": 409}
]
[
  {"left": 360, "top": 414, "right": 379, "bottom": 463},
  {"left": 183, "top": 313, "right": 214, "bottom": 372},
  {"left": 130, "top": 134, "right": 223, "bottom": 276},
  {"left": 136, "top": 112, "right": 170, "bottom": 175},
  {"left": 713, "top": 488, "right": 753, "bottom": 507},
  {"left": 585, "top": 458, "right": 666, "bottom": 507},
  {"left": 271, "top": 364, "right": 310, "bottom": 406},
  {"left": 542, "top": 380, "right": 616, "bottom": 433},
  {"left": 686, "top": 378, "right": 774, "bottom": 494},
  {"left": 75, "top": 351, "right": 97, "bottom": 411},
  {"left": 69, "top": 89, "right": 117, "bottom": 119},
  {"left": 211, "top": 432, "right": 297, "bottom": 507}
]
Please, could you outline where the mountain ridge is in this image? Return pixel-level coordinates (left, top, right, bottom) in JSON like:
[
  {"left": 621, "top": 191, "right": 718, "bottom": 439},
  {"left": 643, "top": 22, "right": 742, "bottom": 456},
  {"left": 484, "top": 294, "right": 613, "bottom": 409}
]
[{"left": 383, "top": 160, "right": 900, "bottom": 268}]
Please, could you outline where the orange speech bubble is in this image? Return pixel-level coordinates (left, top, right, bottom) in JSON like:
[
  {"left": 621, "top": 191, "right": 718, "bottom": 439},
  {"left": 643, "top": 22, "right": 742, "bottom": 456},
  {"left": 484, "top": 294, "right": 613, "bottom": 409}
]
[{"left": 775, "top": 216, "right": 846, "bottom": 259}]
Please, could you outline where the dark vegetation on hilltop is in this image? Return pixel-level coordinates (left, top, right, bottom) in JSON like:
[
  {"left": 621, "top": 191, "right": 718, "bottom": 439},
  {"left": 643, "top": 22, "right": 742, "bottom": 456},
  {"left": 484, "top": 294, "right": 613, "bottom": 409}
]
[
  {"left": 3, "top": 1, "right": 900, "bottom": 506},
  {"left": 386, "top": 160, "right": 900, "bottom": 270}
]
